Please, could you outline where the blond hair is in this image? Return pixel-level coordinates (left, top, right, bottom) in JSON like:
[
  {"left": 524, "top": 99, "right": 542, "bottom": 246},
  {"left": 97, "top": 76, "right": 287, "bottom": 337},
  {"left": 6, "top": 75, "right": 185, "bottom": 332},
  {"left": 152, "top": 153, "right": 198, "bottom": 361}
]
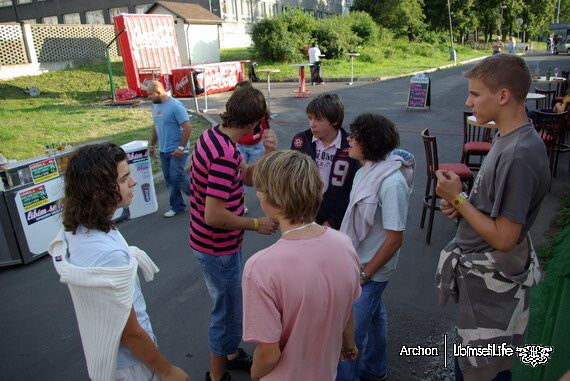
[
  {"left": 253, "top": 150, "right": 323, "bottom": 224},
  {"left": 464, "top": 54, "right": 530, "bottom": 103}
]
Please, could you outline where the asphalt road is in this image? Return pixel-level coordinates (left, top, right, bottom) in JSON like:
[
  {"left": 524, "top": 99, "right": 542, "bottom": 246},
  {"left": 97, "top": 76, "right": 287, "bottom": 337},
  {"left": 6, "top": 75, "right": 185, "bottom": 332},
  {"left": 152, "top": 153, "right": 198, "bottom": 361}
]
[{"left": 1, "top": 53, "right": 568, "bottom": 381}]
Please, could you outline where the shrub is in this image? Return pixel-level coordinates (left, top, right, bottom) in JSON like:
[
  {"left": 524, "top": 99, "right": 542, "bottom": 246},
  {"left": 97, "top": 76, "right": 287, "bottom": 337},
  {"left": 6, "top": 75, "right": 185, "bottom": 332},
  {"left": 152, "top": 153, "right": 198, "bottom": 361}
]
[
  {"left": 250, "top": 19, "right": 303, "bottom": 62},
  {"left": 278, "top": 7, "right": 316, "bottom": 45},
  {"left": 344, "top": 11, "right": 378, "bottom": 44},
  {"left": 312, "top": 17, "right": 361, "bottom": 59}
]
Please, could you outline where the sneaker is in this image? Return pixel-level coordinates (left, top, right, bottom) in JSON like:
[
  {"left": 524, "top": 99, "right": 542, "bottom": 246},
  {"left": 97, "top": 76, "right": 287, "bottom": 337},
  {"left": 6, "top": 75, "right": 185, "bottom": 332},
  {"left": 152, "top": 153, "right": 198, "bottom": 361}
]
[
  {"left": 205, "top": 371, "right": 233, "bottom": 381},
  {"left": 244, "top": 206, "right": 249, "bottom": 215},
  {"left": 164, "top": 209, "right": 184, "bottom": 218},
  {"left": 225, "top": 347, "right": 253, "bottom": 371}
]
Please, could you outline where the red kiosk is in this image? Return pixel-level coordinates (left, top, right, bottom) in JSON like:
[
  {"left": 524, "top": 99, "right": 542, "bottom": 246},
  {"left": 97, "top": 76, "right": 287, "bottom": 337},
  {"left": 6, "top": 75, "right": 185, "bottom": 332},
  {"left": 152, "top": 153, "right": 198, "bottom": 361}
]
[{"left": 114, "top": 14, "right": 246, "bottom": 99}]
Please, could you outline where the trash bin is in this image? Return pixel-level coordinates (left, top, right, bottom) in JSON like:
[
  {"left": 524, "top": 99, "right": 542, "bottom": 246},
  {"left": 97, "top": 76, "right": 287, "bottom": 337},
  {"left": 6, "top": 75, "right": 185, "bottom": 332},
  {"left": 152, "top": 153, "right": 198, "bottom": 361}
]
[{"left": 310, "top": 61, "right": 324, "bottom": 84}]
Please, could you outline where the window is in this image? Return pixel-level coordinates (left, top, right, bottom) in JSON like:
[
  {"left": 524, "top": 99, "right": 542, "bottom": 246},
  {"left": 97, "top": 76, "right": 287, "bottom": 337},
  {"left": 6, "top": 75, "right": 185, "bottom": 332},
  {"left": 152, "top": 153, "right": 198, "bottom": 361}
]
[
  {"left": 225, "top": 0, "right": 237, "bottom": 21},
  {"left": 268, "top": 3, "right": 277, "bottom": 17},
  {"left": 42, "top": 16, "right": 58, "bottom": 24},
  {"left": 256, "top": 2, "right": 266, "bottom": 19},
  {"left": 135, "top": 4, "right": 151, "bottom": 14},
  {"left": 241, "top": 0, "right": 252, "bottom": 21},
  {"left": 85, "top": 10, "right": 105, "bottom": 24},
  {"left": 22, "top": 18, "right": 37, "bottom": 23},
  {"left": 0, "top": 0, "right": 12, "bottom": 7},
  {"left": 110, "top": 7, "right": 128, "bottom": 19},
  {"left": 17, "top": 0, "right": 32, "bottom": 4},
  {"left": 63, "top": 13, "right": 81, "bottom": 24}
]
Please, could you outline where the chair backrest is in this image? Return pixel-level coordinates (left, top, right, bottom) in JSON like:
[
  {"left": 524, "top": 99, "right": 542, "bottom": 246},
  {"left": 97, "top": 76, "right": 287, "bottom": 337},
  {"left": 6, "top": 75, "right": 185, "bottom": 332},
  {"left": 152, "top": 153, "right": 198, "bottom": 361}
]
[
  {"left": 534, "top": 111, "right": 568, "bottom": 149},
  {"left": 535, "top": 87, "right": 557, "bottom": 109},
  {"left": 463, "top": 111, "right": 492, "bottom": 144},
  {"left": 421, "top": 128, "right": 438, "bottom": 177}
]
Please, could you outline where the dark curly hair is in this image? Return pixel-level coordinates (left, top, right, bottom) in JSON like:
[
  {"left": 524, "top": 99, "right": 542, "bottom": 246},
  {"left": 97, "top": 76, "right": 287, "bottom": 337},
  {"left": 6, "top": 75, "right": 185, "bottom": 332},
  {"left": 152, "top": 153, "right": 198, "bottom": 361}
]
[
  {"left": 63, "top": 142, "right": 127, "bottom": 234},
  {"left": 349, "top": 113, "right": 400, "bottom": 162},
  {"left": 220, "top": 85, "right": 267, "bottom": 128}
]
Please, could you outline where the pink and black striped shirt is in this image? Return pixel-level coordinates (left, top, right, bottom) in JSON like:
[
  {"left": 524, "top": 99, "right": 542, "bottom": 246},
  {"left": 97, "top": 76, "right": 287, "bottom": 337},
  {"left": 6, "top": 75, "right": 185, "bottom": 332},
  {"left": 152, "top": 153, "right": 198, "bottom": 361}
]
[{"left": 189, "top": 126, "right": 245, "bottom": 255}]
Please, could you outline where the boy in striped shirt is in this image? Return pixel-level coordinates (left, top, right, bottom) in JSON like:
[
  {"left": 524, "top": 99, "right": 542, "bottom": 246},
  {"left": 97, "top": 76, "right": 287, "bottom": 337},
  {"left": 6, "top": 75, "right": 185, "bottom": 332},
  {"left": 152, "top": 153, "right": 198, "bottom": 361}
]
[{"left": 189, "top": 86, "right": 279, "bottom": 381}]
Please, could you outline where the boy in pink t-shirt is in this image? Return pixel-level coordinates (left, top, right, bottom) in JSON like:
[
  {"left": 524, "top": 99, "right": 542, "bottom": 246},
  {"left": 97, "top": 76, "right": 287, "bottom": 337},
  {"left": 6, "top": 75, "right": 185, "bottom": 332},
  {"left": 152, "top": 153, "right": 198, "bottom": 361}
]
[{"left": 243, "top": 150, "right": 361, "bottom": 380}]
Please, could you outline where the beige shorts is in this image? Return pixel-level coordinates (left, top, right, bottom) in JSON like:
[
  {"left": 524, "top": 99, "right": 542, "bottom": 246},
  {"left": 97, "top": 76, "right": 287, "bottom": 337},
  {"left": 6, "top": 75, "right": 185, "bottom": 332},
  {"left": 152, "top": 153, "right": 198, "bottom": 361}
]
[{"left": 116, "top": 362, "right": 161, "bottom": 381}]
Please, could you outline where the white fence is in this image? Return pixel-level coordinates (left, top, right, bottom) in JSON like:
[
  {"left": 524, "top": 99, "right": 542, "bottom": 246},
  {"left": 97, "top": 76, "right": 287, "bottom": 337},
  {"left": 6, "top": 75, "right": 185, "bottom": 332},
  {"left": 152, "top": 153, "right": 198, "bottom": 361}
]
[{"left": 0, "top": 23, "right": 120, "bottom": 78}]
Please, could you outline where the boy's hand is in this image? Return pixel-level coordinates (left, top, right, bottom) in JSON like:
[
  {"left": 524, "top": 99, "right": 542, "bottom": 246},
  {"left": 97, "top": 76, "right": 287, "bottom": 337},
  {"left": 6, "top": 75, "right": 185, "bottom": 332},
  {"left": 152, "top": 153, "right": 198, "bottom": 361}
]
[
  {"left": 256, "top": 217, "right": 279, "bottom": 235},
  {"left": 440, "top": 199, "right": 460, "bottom": 219},
  {"left": 435, "top": 170, "right": 463, "bottom": 203},
  {"left": 262, "top": 130, "right": 278, "bottom": 153}
]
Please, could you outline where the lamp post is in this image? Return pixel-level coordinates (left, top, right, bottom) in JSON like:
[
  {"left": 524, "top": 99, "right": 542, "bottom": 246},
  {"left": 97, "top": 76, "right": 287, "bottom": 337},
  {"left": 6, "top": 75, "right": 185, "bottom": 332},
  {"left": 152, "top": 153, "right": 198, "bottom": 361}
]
[
  {"left": 499, "top": 4, "right": 507, "bottom": 38},
  {"left": 447, "top": 0, "right": 456, "bottom": 61}
]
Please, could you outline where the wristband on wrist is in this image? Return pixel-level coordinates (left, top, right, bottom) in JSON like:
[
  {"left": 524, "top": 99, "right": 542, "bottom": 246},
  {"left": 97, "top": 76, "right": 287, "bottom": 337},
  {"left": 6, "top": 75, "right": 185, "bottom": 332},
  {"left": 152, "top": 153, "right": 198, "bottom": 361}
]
[
  {"left": 252, "top": 218, "right": 259, "bottom": 231},
  {"left": 453, "top": 192, "right": 469, "bottom": 209}
]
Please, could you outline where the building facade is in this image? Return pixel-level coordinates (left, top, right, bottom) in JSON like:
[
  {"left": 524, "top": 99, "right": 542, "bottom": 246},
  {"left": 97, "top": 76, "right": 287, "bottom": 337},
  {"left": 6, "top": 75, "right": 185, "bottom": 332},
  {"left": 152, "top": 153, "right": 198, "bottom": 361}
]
[{"left": 1, "top": 0, "right": 351, "bottom": 48}]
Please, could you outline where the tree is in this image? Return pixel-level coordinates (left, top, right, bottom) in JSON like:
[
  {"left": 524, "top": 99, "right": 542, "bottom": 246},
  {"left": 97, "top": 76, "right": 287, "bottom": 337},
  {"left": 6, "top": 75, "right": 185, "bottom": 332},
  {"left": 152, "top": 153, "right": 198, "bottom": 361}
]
[{"left": 351, "top": 0, "right": 426, "bottom": 39}]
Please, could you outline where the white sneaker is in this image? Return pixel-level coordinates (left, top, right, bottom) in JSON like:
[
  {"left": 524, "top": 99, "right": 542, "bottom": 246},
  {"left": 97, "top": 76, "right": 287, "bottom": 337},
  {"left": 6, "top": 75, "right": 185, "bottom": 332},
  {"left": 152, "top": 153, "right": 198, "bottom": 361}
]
[
  {"left": 244, "top": 206, "right": 249, "bottom": 215},
  {"left": 164, "top": 209, "right": 183, "bottom": 218}
]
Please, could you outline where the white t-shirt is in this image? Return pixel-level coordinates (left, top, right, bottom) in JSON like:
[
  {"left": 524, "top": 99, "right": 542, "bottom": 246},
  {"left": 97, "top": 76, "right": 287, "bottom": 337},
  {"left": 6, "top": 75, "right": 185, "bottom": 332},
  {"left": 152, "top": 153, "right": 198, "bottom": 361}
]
[
  {"left": 243, "top": 228, "right": 361, "bottom": 380},
  {"left": 308, "top": 46, "right": 321, "bottom": 64},
  {"left": 65, "top": 227, "right": 156, "bottom": 369},
  {"left": 351, "top": 169, "right": 410, "bottom": 282}
]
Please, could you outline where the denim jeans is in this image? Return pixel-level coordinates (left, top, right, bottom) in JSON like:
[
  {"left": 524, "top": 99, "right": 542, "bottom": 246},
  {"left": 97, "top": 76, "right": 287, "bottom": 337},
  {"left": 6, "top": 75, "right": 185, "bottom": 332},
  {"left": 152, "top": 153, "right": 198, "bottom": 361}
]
[
  {"left": 193, "top": 249, "right": 243, "bottom": 356},
  {"left": 337, "top": 280, "right": 388, "bottom": 381},
  {"left": 237, "top": 141, "right": 265, "bottom": 165},
  {"left": 159, "top": 151, "right": 190, "bottom": 212}
]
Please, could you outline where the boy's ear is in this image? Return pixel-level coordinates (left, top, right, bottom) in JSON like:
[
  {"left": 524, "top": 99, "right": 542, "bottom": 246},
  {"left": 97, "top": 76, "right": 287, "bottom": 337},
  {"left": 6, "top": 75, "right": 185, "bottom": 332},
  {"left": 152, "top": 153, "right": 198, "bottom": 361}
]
[{"left": 498, "top": 88, "right": 511, "bottom": 105}]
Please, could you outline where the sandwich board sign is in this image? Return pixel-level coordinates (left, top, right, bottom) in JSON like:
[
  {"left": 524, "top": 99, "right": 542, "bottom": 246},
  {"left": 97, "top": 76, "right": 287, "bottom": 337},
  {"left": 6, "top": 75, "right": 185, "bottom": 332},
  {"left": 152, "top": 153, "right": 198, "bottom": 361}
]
[{"left": 407, "top": 73, "right": 431, "bottom": 110}]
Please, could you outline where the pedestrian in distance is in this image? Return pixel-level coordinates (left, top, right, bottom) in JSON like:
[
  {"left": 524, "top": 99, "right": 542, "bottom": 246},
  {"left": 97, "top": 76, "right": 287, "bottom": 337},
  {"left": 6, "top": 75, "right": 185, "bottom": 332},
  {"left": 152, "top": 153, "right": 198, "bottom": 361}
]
[
  {"left": 189, "top": 85, "right": 280, "bottom": 381},
  {"left": 243, "top": 150, "right": 361, "bottom": 381},
  {"left": 48, "top": 142, "right": 190, "bottom": 381},
  {"left": 308, "top": 42, "right": 325, "bottom": 85},
  {"left": 147, "top": 80, "right": 192, "bottom": 218},
  {"left": 492, "top": 37, "right": 504, "bottom": 55},
  {"left": 336, "top": 114, "right": 415, "bottom": 381},
  {"left": 290, "top": 93, "right": 361, "bottom": 230},
  {"left": 435, "top": 54, "right": 549, "bottom": 381}
]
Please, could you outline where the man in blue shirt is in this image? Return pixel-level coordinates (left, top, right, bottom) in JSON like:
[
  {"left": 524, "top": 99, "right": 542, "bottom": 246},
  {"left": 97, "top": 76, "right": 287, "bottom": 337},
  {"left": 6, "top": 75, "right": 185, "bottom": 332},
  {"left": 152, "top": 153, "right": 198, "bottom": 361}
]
[{"left": 148, "top": 80, "right": 192, "bottom": 217}]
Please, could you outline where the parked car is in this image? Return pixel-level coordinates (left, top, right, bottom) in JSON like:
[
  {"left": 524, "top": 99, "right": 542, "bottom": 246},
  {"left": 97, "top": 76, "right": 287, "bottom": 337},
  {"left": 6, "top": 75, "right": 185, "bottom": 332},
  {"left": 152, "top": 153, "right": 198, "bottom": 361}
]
[{"left": 552, "top": 38, "right": 570, "bottom": 54}]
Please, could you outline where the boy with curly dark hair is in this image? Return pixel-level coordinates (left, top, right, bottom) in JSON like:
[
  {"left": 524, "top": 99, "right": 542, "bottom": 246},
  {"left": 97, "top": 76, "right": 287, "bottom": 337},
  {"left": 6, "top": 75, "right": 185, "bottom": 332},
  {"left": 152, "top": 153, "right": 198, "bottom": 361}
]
[
  {"left": 49, "top": 142, "right": 189, "bottom": 381},
  {"left": 337, "top": 113, "right": 415, "bottom": 381}
]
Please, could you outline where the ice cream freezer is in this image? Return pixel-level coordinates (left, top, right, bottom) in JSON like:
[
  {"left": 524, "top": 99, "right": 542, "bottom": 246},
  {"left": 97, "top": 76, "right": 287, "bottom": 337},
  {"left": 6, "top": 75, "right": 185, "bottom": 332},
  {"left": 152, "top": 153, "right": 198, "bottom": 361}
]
[
  {"left": 0, "top": 140, "right": 158, "bottom": 267},
  {"left": 0, "top": 149, "right": 70, "bottom": 266}
]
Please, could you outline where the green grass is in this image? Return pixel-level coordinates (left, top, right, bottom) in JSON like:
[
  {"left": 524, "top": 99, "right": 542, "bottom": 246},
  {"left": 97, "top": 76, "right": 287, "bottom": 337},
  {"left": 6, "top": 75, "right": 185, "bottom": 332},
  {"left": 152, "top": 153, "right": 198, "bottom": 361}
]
[
  {"left": 0, "top": 61, "right": 210, "bottom": 163},
  {"left": 220, "top": 40, "right": 490, "bottom": 80},
  {"left": 512, "top": 196, "right": 570, "bottom": 380}
]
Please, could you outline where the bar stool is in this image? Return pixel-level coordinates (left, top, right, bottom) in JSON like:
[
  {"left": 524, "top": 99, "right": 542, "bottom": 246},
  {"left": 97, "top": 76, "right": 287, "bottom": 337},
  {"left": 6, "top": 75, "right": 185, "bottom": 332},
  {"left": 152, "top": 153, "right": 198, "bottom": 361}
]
[{"left": 420, "top": 129, "right": 474, "bottom": 245}]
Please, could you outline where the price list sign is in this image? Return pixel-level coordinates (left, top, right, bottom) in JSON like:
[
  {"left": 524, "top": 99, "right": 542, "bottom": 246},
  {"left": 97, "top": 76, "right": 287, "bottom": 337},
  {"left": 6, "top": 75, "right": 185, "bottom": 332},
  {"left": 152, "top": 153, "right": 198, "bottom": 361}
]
[
  {"left": 30, "top": 158, "right": 59, "bottom": 184},
  {"left": 407, "top": 74, "right": 431, "bottom": 110}
]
